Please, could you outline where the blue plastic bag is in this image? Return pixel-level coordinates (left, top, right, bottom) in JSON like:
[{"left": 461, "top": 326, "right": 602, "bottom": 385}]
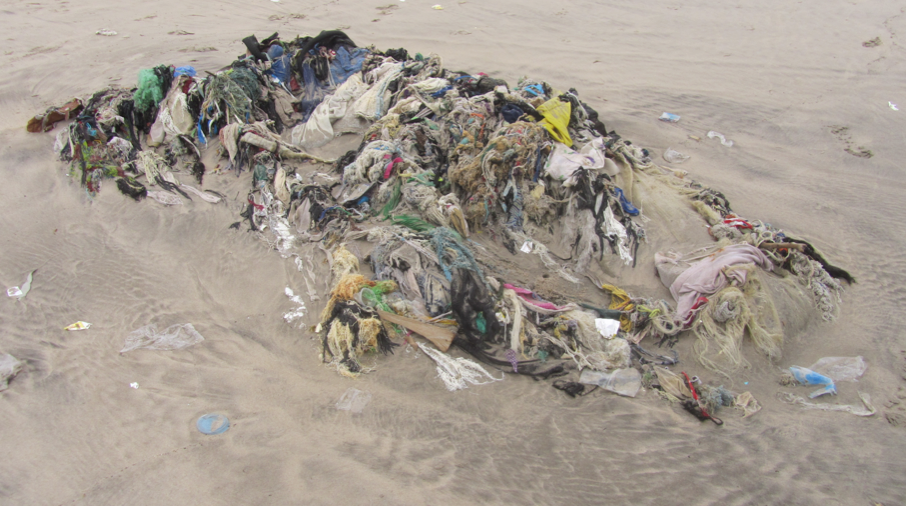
[{"left": 789, "top": 366, "right": 836, "bottom": 398}]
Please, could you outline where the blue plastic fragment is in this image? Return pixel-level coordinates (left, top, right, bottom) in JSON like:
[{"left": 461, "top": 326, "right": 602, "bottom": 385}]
[
  {"left": 789, "top": 366, "right": 837, "bottom": 398},
  {"left": 614, "top": 187, "right": 640, "bottom": 216},
  {"left": 196, "top": 413, "right": 230, "bottom": 435},
  {"left": 174, "top": 66, "right": 196, "bottom": 77}
]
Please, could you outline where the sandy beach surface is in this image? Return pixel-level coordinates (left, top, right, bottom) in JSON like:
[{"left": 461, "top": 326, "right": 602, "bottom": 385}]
[{"left": 1, "top": 0, "right": 905, "bottom": 504}]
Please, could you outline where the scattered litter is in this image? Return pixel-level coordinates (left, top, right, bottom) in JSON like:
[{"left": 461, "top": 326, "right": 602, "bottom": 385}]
[
  {"left": 594, "top": 318, "right": 620, "bottom": 339},
  {"left": 129, "top": 382, "right": 139, "bottom": 389},
  {"left": 432, "top": 4, "right": 444, "bottom": 9},
  {"left": 196, "top": 413, "right": 231, "bottom": 434},
  {"left": 64, "top": 321, "right": 91, "bottom": 331},
  {"left": 659, "top": 112, "right": 680, "bottom": 123},
  {"left": 889, "top": 101, "right": 899, "bottom": 111},
  {"left": 707, "top": 131, "right": 734, "bottom": 147},
  {"left": 579, "top": 368, "right": 642, "bottom": 397},
  {"left": 283, "top": 287, "right": 307, "bottom": 326},
  {"left": 734, "top": 391, "right": 761, "bottom": 417},
  {"left": 663, "top": 147, "right": 690, "bottom": 164},
  {"left": 120, "top": 323, "right": 204, "bottom": 352},
  {"left": 808, "top": 356, "right": 866, "bottom": 382},
  {"left": 7, "top": 270, "right": 35, "bottom": 301},
  {"left": 147, "top": 191, "right": 183, "bottom": 206},
  {"left": 95, "top": 29, "right": 118, "bottom": 36},
  {"left": 777, "top": 391, "right": 875, "bottom": 417},
  {"left": 336, "top": 388, "right": 372, "bottom": 413},
  {"left": 0, "top": 354, "right": 23, "bottom": 392},
  {"left": 25, "top": 28, "right": 855, "bottom": 426},
  {"left": 420, "top": 343, "right": 503, "bottom": 391},
  {"left": 788, "top": 366, "right": 836, "bottom": 398},
  {"left": 863, "top": 37, "right": 882, "bottom": 47}
]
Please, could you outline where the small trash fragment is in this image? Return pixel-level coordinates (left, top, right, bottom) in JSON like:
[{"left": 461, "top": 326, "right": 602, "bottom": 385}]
[
  {"left": 862, "top": 37, "right": 881, "bottom": 47},
  {"left": 420, "top": 343, "right": 503, "bottom": 391},
  {"left": 283, "top": 287, "right": 307, "bottom": 325},
  {"left": 789, "top": 365, "right": 836, "bottom": 398},
  {"left": 707, "top": 130, "right": 734, "bottom": 147},
  {"left": 734, "top": 391, "right": 761, "bottom": 417},
  {"left": 129, "top": 382, "right": 139, "bottom": 389},
  {"left": 7, "top": 270, "right": 35, "bottom": 301},
  {"left": 689, "top": 135, "right": 702, "bottom": 142},
  {"left": 432, "top": 4, "right": 444, "bottom": 9},
  {"left": 147, "top": 191, "right": 183, "bottom": 206},
  {"left": 579, "top": 368, "right": 642, "bottom": 397},
  {"left": 0, "top": 354, "right": 23, "bottom": 391},
  {"left": 336, "top": 387, "right": 372, "bottom": 413},
  {"left": 777, "top": 391, "right": 875, "bottom": 417},
  {"left": 808, "top": 356, "right": 867, "bottom": 382},
  {"left": 64, "top": 321, "right": 91, "bottom": 331},
  {"left": 594, "top": 318, "right": 620, "bottom": 339},
  {"left": 121, "top": 323, "right": 204, "bottom": 352},
  {"left": 196, "top": 413, "right": 231, "bottom": 434},
  {"left": 95, "top": 29, "right": 117, "bottom": 36},
  {"left": 663, "top": 147, "right": 690, "bottom": 164},
  {"left": 520, "top": 241, "right": 533, "bottom": 253},
  {"left": 659, "top": 112, "right": 681, "bottom": 123},
  {"left": 889, "top": 101, "right": 899, "bottom": 111}
]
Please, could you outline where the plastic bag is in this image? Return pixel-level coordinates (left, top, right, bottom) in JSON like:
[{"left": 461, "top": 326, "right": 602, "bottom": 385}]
[
  {"left": 808, "top": 356, "right": 867, "bottom": 382},
  {"left": 336, "top": 388, "right": 372, "bottom": 413},
  {"left": 594, "top": 318, "right": 620, "bottom": 339},
  {"left": 7, "top": 270, "right": 34, "bottom": 301},
  {"left": 536, "top": 97, "right": 573, "bottom": 146},
  {"left": 579, "top": 368, "right": 642, "bottom": 397},
  {"left": 659, "top": 112, "right": 680, "bottom": 123},
  {"left": 707, "top": 131, "right": 734, "bottom": 147},
  {"left": 147, "top": 190, "right": 183, "bottom": 206},
  {"left": 789, "top": 366, "right": 836, "bottom": 398},
  {"left": 121, "top": 323, "right": 204, "bottom": 353},
  {"left": 663, "top": 148, "right": 690, "bottom": 164},
  {"left": 0, "top": 354, "right": 22, "bottom": 391}
]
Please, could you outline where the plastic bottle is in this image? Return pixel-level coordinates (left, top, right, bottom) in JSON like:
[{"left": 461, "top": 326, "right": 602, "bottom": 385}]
[{"left": 579, "top": 368, "right": 642, "bottom": 397}]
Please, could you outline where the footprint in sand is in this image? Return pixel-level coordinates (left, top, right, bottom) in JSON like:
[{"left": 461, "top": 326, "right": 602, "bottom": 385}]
[
  {"left": 376, "top": 4, "right": 399, "bottom": 15},
  {"left": 828, "top": 125, "right": 873, "bottom": 159}
]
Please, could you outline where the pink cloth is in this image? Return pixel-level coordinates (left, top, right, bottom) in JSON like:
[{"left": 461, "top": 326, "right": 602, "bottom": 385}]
[
  {"left": 666, "top": 244, "right": 773, "bottom": 321},
  {"left": 503, "top": 284, "right": 563, "bottom": 311},
  {"left": 383, "top": 157, "right": 403, "bottom": 179}
]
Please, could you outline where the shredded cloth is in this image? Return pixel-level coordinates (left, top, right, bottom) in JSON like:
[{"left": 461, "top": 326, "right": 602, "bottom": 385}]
[
  {"left": 121, "top": 323, "right": 204, "bottom": 352},
  {"left": 419, "top": 343, "right": 503, "bottom": 391},
  {"left": 662, "top": 244, "right": 773, "bottom": 322}
]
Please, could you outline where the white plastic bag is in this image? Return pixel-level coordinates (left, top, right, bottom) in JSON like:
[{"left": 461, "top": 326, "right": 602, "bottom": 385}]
[
  {"left": 121, "top": 323, "right": 204, "bottom": 353},
  {"left": 336, "top": 388, "right": 372, "bottom": 413},
  {"left": 0, "top": 354, "right": 22, "bottom": 391},
  {"left": 579, "top": 368, "right": 642, "bottom": 397},
  {"left": 663, "top": 148, "right": 690, "bottom": 164},
  {"left": 808, "top": 356, "right": 867, "bottom": 382}
]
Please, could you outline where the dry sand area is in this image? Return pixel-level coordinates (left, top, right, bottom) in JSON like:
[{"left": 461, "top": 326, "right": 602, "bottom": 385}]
[{"left": 2, "top": 0, "right": 906, "bottom": 504}]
